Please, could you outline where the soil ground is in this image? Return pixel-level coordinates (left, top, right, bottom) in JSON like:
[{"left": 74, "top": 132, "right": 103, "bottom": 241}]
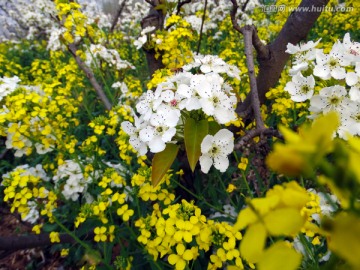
[{"left": 0, "top": 206, "right": 65, "bottom": 270}]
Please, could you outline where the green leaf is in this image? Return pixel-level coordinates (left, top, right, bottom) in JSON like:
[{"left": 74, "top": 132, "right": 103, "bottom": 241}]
[
  {"left": 208, "top": 121, "right": 221, "bottom": 135},
  {"left": 152, "top": 143, "right": 179, "bottom": 186},
  {"left": 184, "top": 118, "right": 208, "bottom": 172}
]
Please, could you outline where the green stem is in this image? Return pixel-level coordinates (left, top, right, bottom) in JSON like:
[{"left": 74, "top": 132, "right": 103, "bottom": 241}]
[
  {"left": 52, "top": 216, "right": 112, "bottom": 269},
  {"left": 176, "top": 180, "right": 231, "bottom": 217}
]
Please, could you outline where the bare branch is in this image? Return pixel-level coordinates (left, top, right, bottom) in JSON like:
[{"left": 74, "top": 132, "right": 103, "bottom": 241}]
[
  {"left": 0, "top": 231, "right": 94, "bottom": 254},
  {"left": 241, "top": 25, "right": 265, "bottom": 129},
  {"left": 241, "top": 0, "right": 251, "bottom": 12},
  {"left": 196, "top": 0, "right": 208, "bottom": 54},
  {"left": 176, "top": 0, "right": 192, "bottom": 15},
  {"left": 145, "top": 0, "right": 156, "bottom": 7},
  {"left": 236, "top": 0, "right": 330, "bottom": 117},
  {"left": 141, "top": 2, "right": 166, "bottom": 77},
  {"left": 110, "top": 0, "right": 126, "bottom": 33},
  {"left": 68, "top": 43, "right": 112, "bottom": 110},
  {"left": 234, "top": 128, "right": 283, "bottom": 150}
]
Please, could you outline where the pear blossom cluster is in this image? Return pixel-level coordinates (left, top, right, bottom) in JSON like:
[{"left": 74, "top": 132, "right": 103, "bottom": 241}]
[
  {"left": 285, "top": 33, "right": 360, "bottom": 138},
  {"left": 0, "top": 76, "right": 21, "bottom": 102},
  {"left": 122, "top": 55, "right": 239, "bottom": 173},
  {"left": 86, "top": 44, "right": 134, "bottom": 71},
  {"left": 53, "top": 160, "right": 93, "bottom": 201},
  {"left": 199, "top": 129, "right": 234, "bottom": 173}
]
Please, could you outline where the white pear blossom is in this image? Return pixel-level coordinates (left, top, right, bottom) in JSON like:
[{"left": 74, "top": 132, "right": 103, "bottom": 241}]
[
  {"left": 139, "top": 107, "right": 179, "bottom": 153},
  {"left": 121, "top": 115, "right": 148, "bottom": 156},
  {"left": 309, "top": 85, "right": 352, "bottom": 116},
  {"left": 133, "top": 26, "right": 156, "bottom": 50},
  {"left": 313, "top": 43, "right": 350, "bottom": 80},
  {"left": 284, "top": 72, "right": 315, "bottom": 102},
  {"left": 122, "top": 55, "right": 239, "bottom": 155},
  {"left": 286, "top": 39, "right": 321, "bottom": 55},
  {"left": 53, "top": 160, "right": 92, "bottom": 201},
  {"left": 0, "top": 76, "right": 21, "bottom": 101},
  {"left": 196, "top": 74, "right": 237, "bottom": 124},
  {"left": 307, "top": 189, "right": 338, "bottom": 224},
  {"left": 86, "top": 44, "right": 134, "bottom": 71},
  {"left": 199, "top": 129, "right": 234, "bottom": 173},
  {"left": 338, "top": 102, "right": 360, "bottom": 138},
  {"left": 345, "top": 63, "right": 360, "bottom": 101},
  {"left": 22, "top": 201, "right": 40, "bottom": 224},
  {"left": 287, "top": 39, "right": 321, "bottom": 74},
  {"left": 342, "top": 33, "right": 360, "bottom": 63},
  {"left": 183, "top": 54, "right": 240, "bottom": 79}
]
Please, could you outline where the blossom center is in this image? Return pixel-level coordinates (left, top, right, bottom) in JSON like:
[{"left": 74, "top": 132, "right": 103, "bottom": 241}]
[
  {"left": 301, "top": 85, "right": 310, "bottom": 93},
  {"left": 329, "top": 96, "right": 341, "bottom": 105},
  {"left": 170, "top": 99, "right": 178, "bottom": 107}
]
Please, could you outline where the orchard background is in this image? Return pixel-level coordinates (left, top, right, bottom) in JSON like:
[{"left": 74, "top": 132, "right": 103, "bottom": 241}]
[{"left": 0, "top": 0, "right": 360, "bottom": 269}]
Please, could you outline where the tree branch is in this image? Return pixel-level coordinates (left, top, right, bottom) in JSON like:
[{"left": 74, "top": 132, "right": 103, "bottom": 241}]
[
  {"left": 67, "top": 43, "right": 112, "bottom": 111},
  {"left": 141, "top": 1, "right": 166, "bottom": 77},
  {"left": 235, "top": 0, "right": 330, "bottom": 117},
  {"left": 241, "top": 25, "right": 265, "bottom": 129},
  {"left": 196, "top": 0, "right": 207, "bottom": 54},
  {"left": 234, "top": 127, "right": 283, "bottom": 150},
  {"left": 0, "top": 233, "right": 75, "bottom": 252},
  {"left": 145, "top": 0, "right": 156, "bottom": 7},
  {"left": 110, "top": 0, "right": 126, "bottom": 33},
  {"left": 176, "top": 0, "right": 192, "bottom": 15}
]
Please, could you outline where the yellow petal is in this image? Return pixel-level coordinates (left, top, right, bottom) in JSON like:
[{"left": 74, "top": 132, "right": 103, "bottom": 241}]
[
  {"left": 278, "top": 125, "right": 301, "bottom": 144},
  {"left": 266, "top": 145, "right": 306, "bottom": 176},
  {"left": 257, "top": 241, "right": 302, "bottom": 270},
  {"left": 325, "top": 212, "right": 360, "bottom": 268},
  {"left": 182, "top": 250, "right": 193, "bottom": 261},
  {"left": 168, "top": 254, "right": 179, "bottom": 265},
  {"left": 240, "top": 223, "right": 267, "bottom": 264},
  {"left": 234, "top": 208, "right": 257, "bottom": 231},
  {"left": 264, "top": 208, "right": 305, "bottom": 236},
  {"left": 176, "top": 243, "right": 185, "bottom": 256}
]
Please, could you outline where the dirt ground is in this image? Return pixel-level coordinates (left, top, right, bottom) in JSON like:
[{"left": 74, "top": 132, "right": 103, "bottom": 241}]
[{"left": 0, "top": 206, "right": 65, "bottom": 270}]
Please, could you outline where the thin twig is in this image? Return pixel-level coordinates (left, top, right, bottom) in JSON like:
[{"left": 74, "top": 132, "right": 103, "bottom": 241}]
[
  {"left": 176, "top": 0, "right": 192, "bottom": 15},
  {"left": 196, "top": 0, "right": 207, "bottom": 54},
  {"left": 68, "top": 43, "right": 112, "bottom": 110},
  {"left": 0, "top": 231, "right": 94, "bottom": 258},
  {"left": 234, "top": 128, "right": 283, "bottom": 150},
  {"left": 110, "top": 0, "right": 126, "bottom": 33},
  {"left": 235, "top": 0, "right": 330, "bottom": 118},
  {"left": 145, "top": 0, "right": 156, "bottom": 7},
  {"left": 241, "top": 0, "right": 251, "bottom": 12},
  {"left": 242, "top": 25, "right": 264, "bottom": 129},
  {"left": 0, "top": 148, "right": 8, "bottom": 159}
]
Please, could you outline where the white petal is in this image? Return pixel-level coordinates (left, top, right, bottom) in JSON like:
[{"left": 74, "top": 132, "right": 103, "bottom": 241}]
[
  {"left": 349, "top": 87, "right": 360, "bottom": 101},
  {"left": 313, "top": 65, "right": 331, "bottom": 79},
  {"left": 214, "top": 108, "right": 236, "bottom": 124},
  {"left": 331, "top": 67, "right": 346, "bottom": 80},
  {"left": 177, "top": 84, "right": 192, "bottom": 98},
  {"left": 200, "top": 98, "right": 215, "bottom": 116},
  {"left": 161, "top": 90, "right": 175, "bottom": 102},
  {"left": 346, "top": 72, "right": 359, "bottom": 86},
  {"left": 285, "top": 43, "right": 299, "bottom": 54},
  {"left": 199, "top": 155, "right": 213, "bottom": 173},
  {"left": 200, "top": 64, "right": 212, "bottom": 73},
  {"left": 162, "top": 127, "right": 176, "bottom": 142},
  {"left": 213, "top": 155, "right": 229, "bottom": 172},
  {"left": 139, "top": 126, "right": 154, "bottom": 142},
  {"left": 149, "top": 137, "right": 166, "bottom": 153},
  {"left": 185, "top": 98, "right": 202, "bottom": 110},
  {"left": 121, "top": 121, "right": 135, "bottom": 135},
  {"left": 201, "top": 135, "right": 214, "bottom": 154}
]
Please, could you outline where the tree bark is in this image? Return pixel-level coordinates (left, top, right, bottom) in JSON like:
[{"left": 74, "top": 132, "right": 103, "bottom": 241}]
[{"left": 236, "top": 0, "right": 330, "bottom": 116}]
